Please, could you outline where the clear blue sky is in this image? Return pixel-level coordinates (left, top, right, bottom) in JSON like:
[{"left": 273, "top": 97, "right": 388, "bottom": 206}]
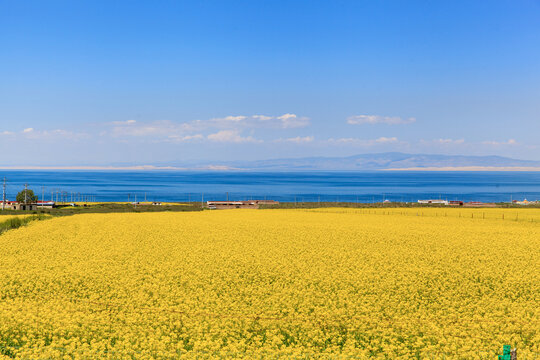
[{"left": 1, "top": 0, "right": 539, "bottom": 166}]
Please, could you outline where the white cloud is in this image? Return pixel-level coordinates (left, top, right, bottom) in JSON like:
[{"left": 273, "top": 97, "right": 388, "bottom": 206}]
[
  {"left": 252, "top": 115, "right": 273, "bottom": 121},
  {"left": 108, "top": 113, "right": 310, "bottom": 139},
  {"left": 277, "top": 113, "right": 310, "bottom": 128},
  {"left": 207, "top": 130, "right": 260, "bottom": 143},
  {"left": 23, "top": 128, "right": 34, "bottom": 133},
  {"left": 347, "top": 115, "right": 416, "bottom": 125},
  {"left": 184, "top": 113, "right": 309, "bottom": 132},
  {"left": 375, "top": 136, "right": 398, "bottom": 143},
  {"left": 482, "top": 139, "right": 518, "bottom": 146},
  {"left": 0, "top": 131, "right": 14, "bottom": 136},
  {"left": 181, "top": 134, "right": 204, "bottom": 141},
  {"left": 277, "top": 136, "right": 314, "bottom": 144},
  {"left": 166, "top": 134, "right": 204, "bottom": 142},
  {"left": 103, "top": 113, "right": 309, "bottom": 143},
  {"left": 221, "top": 115, "right": 247, "bottom": 122},
  {"left": 111, "top": 120, "right": 137, "bottom": 125}
]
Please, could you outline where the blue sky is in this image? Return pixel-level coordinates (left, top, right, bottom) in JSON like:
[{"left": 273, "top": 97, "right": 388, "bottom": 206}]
[{"left": 1, "top": 0, "right": 539, "bottom": 166}]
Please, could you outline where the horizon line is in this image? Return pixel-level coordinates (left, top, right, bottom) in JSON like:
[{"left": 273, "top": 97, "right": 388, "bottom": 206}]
[{"left": 2, "top": 165, "right": 540, "bottom": 172}]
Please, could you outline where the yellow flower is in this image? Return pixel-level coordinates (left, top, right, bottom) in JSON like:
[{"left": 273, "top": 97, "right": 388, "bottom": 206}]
[{"left": 0, "top": 208, "right": 538, "bottom": 358}]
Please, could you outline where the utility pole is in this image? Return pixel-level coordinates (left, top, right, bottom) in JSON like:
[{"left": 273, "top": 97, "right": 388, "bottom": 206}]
[
  {"left": 2, "top": 177, "right": 6, "bottom": 210},
  {"left": 144, "top": 192, "right": 147, "bottom": 202},
  {"left": 24, "top": 183, "right": 28, "bottom": 204},
  {"left": 226, "top": 192, "right": 229, "bottom": 201},
  {"left": 41, "top": 186, "right": 45, "bottom": 207}
]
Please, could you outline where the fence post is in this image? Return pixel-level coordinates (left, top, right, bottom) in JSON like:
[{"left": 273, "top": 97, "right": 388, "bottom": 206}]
[{"left": 511, "top": 348, "right": 517, "bottom": 360}]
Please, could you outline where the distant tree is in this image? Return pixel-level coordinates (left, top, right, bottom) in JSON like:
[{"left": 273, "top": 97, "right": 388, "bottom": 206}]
[{"left": 16, "top": 189, "right": 38, "bottom": 203}]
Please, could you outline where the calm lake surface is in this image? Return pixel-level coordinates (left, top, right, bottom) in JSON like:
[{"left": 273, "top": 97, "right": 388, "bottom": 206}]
[{"left": 1, "top": 170, "right": 539, "bottom": 203}]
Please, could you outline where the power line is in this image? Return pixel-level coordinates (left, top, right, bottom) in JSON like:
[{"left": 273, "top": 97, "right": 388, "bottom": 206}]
[{"left": 2, "top": 177, "right": 6, "bottom": 210}]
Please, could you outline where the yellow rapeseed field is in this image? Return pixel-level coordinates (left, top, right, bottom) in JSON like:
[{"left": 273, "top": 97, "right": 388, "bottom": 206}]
[{"left": 0, "top": 208, "right": 538, "bottom": 359}]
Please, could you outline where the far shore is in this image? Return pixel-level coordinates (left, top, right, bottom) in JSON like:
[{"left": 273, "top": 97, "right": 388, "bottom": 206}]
[
  {"left": 1, "top": 165, "right": 540, "bottom": 171},
  {"left": 386, "top": 166, "right": 540, "bottom": 171},
  {"left": 0, "top": 165, "right": 187, "bottom": 171}
]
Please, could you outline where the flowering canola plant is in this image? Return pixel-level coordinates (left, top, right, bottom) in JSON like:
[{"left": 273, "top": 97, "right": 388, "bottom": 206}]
[{"left": 0, "top": 209, "right": 538, "bottom": 359}]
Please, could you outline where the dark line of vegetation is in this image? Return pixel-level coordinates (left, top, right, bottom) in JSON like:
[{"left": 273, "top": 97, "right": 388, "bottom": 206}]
[
  {"left": 260, "top": 202, "right": 540, "bottom": 209},
  {"left": 0, "top": 203, "right": 204, "bottom": 217}
]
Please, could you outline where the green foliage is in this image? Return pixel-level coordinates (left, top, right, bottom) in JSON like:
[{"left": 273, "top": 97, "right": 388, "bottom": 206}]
[
  {"left": 16, "top": 189, "right": 38, "bottom": 204},
  {"left": 0, "top": 214, "right": 50, "bottom": 235}
]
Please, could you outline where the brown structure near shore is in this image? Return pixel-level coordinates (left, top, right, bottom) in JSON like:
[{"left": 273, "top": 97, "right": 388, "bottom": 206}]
[{"left": 463, "top": 201, "right": 497, "bottom": 208}]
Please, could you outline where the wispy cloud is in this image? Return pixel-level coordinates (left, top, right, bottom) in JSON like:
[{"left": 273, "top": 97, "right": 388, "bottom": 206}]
[
  {"left": 252, "top": 115, "right": 272, "bottom": 121},
  {"left": 111, "top": 119, "right": 137, "bottom": 125},
  {"left": 185, "top": 113, "right": 310, "bottom": 132},
  {"left": 109, "top": 120, "right": 190, "bottom": 137},
  {"left": 374, "top": 136, "right": 398, "bottom": 143},
  {"left": 104, "top": 113, "right": 310, "bottom": 142},
  {"left": 277, "top": 113, "right": 310, "bottom": 128},
  {"left": 482, "top": 139, "right": 517, "bottom": 146},
  {"left": 20, "top": 128, "right": 86, "bottom": 140},
  {"left": 326, "top": 136, "right": 400, "bottom": 146},
  {"left": 347, "top": 115, "right": 416, "bottom": 125},
  {"left": 207, "top": 130, "right": 260, "bottom": 143},
  {"left": 276, "top": 136, "right": 314, "bottom": 144},
  {"left": 166, "top": 134, "right": 204, "bottom": 143},
  {"left": 420, "top": 138, "right": 465, "bottom": 145}
]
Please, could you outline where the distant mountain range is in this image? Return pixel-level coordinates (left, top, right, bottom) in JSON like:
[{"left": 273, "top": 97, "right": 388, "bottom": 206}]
[
  {"left": 210, "top": 152, "right": 540, "bottom": 171},
  {"left": 2, "top": 153, "right": 540, "bottom": 171}
]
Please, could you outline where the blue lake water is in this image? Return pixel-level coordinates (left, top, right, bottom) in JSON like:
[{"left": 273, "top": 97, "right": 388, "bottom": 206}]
[{"left": 1, "top": 170, "right": 539, "bottom": 203}]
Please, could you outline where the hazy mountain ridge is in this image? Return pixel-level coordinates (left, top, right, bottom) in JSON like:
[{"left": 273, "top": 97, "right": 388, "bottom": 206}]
[
  {"left": 3, "top": 153, "right": 540, "bottom": 171},
  {"left": 219, "top": 152, "right": 540, "bottom": 171}
]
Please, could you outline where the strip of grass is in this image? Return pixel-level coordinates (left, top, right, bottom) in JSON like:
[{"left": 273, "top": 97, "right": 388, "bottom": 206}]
[
  {"left": 0, "top": 203, "right": 203, "bottom": 216},
  {"left": 0, "top": 214, "right": 51, "bottom": 235}
]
